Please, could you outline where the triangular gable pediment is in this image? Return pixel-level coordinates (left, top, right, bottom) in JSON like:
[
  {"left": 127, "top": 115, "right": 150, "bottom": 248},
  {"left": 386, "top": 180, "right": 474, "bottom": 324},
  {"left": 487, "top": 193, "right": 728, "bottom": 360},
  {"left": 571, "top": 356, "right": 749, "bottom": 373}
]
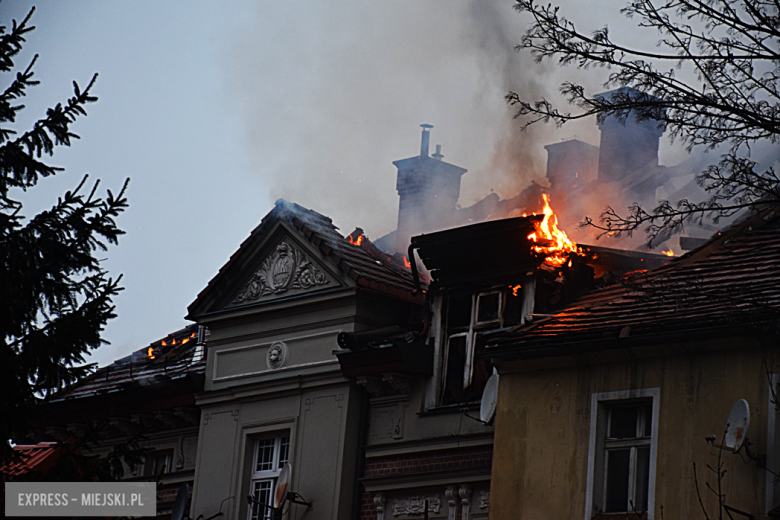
[
  {"left": 225, "top": 236, "right": 338, "bottom": 308},
  {"left": 189, "top": 215, "right": 352, "bottom": 318}
]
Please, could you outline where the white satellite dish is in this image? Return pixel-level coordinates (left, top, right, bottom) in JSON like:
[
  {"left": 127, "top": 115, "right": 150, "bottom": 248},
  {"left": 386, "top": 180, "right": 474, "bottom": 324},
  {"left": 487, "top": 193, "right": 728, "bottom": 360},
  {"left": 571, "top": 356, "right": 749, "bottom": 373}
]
[
  {"left": 724, "top": 399, "right": 750, "bottom": 451},
  {"left": 479, "top": 374, "right": 499, "bottom": 424},
  {"left": 274, "top": 463, "right": 291, "bottom": 509}
]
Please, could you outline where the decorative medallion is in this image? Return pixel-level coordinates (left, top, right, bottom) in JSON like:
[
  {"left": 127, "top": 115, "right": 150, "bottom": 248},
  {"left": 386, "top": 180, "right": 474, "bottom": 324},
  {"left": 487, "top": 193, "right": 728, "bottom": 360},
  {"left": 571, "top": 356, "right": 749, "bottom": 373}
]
[
  {"left": 266, "top": 341, "right": 287, "bottom": 370},
  {"left": 233, "top": 242, "right": 329, "bottom": 304},
  {"left": 393, "top": 496, "right": 441, "bottom": 516}
]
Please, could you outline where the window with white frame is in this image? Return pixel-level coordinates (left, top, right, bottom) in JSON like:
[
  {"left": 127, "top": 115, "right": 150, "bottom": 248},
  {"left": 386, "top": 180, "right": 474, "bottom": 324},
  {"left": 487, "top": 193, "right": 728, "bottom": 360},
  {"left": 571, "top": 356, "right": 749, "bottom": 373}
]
[
  {"left": 249, "top": 433, "right": 290, "bottom": 520},
  {"left": 143, "top": 449, "right": 173, "bottom": 477},
  {"left": 441, "top": 290, "right": 511, "bottom": 404},
  {"left": 586, "top": 389, "right": 659, "bottom": 520}
]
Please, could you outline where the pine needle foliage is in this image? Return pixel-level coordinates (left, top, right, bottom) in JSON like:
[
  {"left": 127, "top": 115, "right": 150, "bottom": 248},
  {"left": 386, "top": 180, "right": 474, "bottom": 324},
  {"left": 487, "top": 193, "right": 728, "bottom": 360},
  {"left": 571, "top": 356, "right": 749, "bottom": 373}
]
[
  {"left": 507, "top": 0, "right": 780, "bottom": 246},
  {"left": 0, "top": 8, "right": 129, "bottom": 459}
]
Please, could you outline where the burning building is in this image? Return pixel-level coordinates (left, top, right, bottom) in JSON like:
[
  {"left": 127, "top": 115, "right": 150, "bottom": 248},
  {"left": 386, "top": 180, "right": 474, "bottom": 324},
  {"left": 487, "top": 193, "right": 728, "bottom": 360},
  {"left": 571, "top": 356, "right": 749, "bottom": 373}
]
[
  {"left": 336, "top": 192, "right": 671, "bottom": 520},
  {"left": 12, "top": 98, "right": 770, "bottom": 520}
]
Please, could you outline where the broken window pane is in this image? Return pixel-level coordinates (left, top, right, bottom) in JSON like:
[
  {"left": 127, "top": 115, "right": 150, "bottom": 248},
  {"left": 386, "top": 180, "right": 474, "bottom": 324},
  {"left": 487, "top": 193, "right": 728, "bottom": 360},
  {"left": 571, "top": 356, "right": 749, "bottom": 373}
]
[
  {"left": 442, "top": 335, "right": 467, "bottom": 404},
  {"left": 477, "top": 293, "right": 500, "bottom": 323},
  {"left": 448, "top": 294, "right": 472, "bottom": 328}
]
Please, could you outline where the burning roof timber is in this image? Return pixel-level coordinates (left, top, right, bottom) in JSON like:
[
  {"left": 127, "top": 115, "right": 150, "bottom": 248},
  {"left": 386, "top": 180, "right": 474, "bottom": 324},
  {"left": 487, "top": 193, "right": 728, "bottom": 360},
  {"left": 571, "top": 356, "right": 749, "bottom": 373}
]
[
  {"left": 409, "top": 207, "right": 670, "bottom": 296},
  {"left": 49, "top": 324, "right": 205, "bottom": 402},
  {"left": 17, "top": 326, "right": 206, "bottom": 442},
  {"left": 484, "top": 203, "right": 780, "bottom": 360}
]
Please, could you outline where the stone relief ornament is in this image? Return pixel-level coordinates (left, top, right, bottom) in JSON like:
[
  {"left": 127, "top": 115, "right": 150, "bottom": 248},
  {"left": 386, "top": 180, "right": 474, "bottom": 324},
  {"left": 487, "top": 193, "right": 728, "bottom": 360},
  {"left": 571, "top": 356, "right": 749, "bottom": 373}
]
[
  {"left": 233, "top": 242, "right": 328, "bottom": 303},
  {"left": 266, "top": 341, "right": 287, "bottom": 370},
  {"left": 479, "top": 491, "right": 490, "bottom": 509},
  {"left": 445, "top": 487, "right": 457, "bottom": 520},
  {"left": 374, "top": 494, "right": 387, "bottom": 520},
  {"left": 393, "top": 496, "right": 441, "bottom": 516}
]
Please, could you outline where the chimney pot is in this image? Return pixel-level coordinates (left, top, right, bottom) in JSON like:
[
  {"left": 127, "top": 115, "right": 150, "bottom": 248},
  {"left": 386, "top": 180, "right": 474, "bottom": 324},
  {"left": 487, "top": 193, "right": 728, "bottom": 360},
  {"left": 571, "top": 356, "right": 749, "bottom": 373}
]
[
  {"left": 432, "top": 144, "right": 443, "bottom": 161},
  {"left": 420, "top": 124, "right": 433, "bottom": 157}
]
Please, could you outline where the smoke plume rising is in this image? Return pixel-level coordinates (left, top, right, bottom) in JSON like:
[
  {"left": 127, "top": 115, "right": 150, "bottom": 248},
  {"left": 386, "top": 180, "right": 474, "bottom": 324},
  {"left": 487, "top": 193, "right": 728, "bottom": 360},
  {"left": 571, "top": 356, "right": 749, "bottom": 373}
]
[{"left": 222, "top": 1, "right": 581, "bottom": 240}]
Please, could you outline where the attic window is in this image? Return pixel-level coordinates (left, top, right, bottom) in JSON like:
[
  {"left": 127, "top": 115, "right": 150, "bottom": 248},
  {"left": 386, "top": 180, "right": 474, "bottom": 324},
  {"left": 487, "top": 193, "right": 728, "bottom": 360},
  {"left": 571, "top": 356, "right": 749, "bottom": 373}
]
[{"left": 440, "top": 291, "right": 503, "bottom": 405}]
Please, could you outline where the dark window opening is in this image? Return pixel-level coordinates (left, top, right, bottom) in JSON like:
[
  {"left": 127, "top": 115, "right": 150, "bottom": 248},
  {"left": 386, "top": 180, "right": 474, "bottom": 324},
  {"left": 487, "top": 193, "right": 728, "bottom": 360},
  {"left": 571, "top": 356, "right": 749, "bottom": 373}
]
[
  {"left": 476, "top": 293, "right": 500, "bottom": 323},
  {"left": 442, "top": 335, "right": 467, "bottom": 404},
  {"left": 602, "top": 401, "right": 652, "bottom": 514}
]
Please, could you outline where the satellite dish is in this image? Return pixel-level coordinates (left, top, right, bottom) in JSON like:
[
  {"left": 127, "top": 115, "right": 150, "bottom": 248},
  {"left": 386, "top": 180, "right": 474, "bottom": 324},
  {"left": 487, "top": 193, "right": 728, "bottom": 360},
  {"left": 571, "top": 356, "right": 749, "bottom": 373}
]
[
  {"left": 479, "top": 374, "right": 499, "bottom": 424},
  {"left": 724, "top": 399, "right": 750, "bottom": 451},
  {"left": 171, "top": 482, "right": 190, "bottom": 520},
  {"left": 274, "top": 463, "right": 291, "bottom": 509}
]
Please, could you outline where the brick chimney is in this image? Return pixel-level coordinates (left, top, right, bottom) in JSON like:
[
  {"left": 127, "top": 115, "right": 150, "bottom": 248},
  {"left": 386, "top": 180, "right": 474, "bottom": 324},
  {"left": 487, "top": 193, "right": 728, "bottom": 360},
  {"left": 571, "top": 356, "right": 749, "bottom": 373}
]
[
  {"left": 544, "top": 139, "right": 599, "bottom": 193},
  {"left": 393, "top": 125, "right": 467, "bottom": 254},
  {"left": 596, "top": 87, "right": 665, "bottom": 184}
]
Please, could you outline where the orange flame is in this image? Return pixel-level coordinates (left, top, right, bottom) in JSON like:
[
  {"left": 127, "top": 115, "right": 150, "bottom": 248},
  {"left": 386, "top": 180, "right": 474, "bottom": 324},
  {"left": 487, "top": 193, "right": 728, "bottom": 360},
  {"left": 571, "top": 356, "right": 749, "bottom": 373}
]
[
  {"left": 159, "top": 332, "right": 196, "bottom": 352},
  {"left": 348, "top": 234, "right": 364, "bottom": 246},
  {"left": 509, "top": 284, "right": 522, "bottom": 297},
  {"left": 147, "top": 347, "right": 156, "bottom": 360},
  {"left": 528, "top": 194, "right": 580, "bottom": 267},
  {"left": 661, "top": 249, "right": 674, "bottom": 257},
  {"left": 403, "top": 256, "right": 411, "bottom": 269}
]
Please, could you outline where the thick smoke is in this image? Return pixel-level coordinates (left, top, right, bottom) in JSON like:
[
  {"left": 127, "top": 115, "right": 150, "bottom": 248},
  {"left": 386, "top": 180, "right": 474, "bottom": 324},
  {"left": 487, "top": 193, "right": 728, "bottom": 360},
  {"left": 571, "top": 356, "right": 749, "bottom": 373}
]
[
  {"left": 222, "top": 1, "right": 571, "bottom": 239},
  {"left": 224, "top": 1, "right": 742, "bottom": 255}
]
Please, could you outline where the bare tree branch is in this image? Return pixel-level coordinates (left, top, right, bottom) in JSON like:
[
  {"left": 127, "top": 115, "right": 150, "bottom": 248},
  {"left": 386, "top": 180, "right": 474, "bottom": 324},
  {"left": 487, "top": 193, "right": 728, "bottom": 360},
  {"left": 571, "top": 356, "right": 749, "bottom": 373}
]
[{"left": 510, "top": 0, "right": 780, "bottom": 245}]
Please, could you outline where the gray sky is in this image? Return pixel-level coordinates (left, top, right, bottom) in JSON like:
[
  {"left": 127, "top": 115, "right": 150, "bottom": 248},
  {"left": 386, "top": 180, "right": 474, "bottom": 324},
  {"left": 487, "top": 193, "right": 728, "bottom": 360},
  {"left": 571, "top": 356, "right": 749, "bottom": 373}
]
[{"left": 2, "top": 1, "right": 702, "bottom": 367}]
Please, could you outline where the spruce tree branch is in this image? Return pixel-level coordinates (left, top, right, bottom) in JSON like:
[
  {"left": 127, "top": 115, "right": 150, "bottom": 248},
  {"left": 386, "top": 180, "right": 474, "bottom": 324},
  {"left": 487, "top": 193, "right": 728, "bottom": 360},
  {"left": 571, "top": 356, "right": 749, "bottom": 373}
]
[{"left": 0, "top": 73, "right": 98, "bottom": 200}]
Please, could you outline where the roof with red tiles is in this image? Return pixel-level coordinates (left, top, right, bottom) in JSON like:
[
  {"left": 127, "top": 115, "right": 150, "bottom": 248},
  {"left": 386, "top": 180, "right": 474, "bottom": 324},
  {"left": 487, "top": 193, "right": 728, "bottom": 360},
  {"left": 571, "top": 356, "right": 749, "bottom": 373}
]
[
  {"left": 0, "top": 442, "right": 59, "bottom": 477},
  {"left": 485, "top": 205, "right": 780, "bottom": 356},
  {"left": 188, "top": 199, "right": 424, "bottom": 318}
]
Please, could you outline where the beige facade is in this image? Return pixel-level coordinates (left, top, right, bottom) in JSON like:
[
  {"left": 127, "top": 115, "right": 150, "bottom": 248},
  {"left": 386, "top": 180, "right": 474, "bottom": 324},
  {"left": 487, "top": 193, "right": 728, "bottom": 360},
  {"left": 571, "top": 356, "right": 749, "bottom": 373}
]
[{"left": 490, "top": 335, "right": 779, "bottom": 520}]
